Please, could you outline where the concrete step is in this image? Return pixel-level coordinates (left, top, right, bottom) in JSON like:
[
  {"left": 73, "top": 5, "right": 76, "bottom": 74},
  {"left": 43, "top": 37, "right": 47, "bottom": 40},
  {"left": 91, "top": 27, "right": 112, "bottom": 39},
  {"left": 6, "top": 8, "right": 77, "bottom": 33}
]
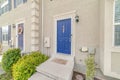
[{"left": 29, "top": 72, "right": 55, "bottom": 80}]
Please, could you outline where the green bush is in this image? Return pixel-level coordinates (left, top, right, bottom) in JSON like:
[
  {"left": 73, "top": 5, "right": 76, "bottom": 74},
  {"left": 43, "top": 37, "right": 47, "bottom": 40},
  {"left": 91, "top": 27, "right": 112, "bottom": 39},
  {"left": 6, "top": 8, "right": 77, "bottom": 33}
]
[
  {"left": 85, "top": 55, "right": 95, "bottom": 80},
  {"left": 12, "top": 51, "right": 49, "bottom": 80},
  {"left": 2, "top": 48, "right": 21, "bottom": 72}
]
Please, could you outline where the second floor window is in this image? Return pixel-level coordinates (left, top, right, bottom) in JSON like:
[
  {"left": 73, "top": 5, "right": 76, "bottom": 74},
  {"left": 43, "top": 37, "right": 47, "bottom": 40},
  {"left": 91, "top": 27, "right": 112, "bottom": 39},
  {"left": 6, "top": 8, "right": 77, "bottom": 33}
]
[
  {"left": 14, "top": 0, "right": 27, "bottom": 8},
  {"left": 0, "top": 0, "right": 11, "bottom": 15}
]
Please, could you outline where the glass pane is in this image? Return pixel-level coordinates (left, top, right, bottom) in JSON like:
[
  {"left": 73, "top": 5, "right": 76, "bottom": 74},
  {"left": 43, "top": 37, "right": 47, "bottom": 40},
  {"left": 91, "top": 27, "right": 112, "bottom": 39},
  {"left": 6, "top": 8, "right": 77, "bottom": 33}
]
[
  {"left": 6, "top": 34, "right": 8, "bottom": 41},
  {"left": 3, "top": 35, "right": 5, "bottom": 41},
  {"left": 115, "top": 25, "right": 120, "bottom": 46},
  {"left": 115, "top": 0, "right": 120, "bottom": 23},
  {"left": 16, "top": 0, "right": 23, "bottom": 6}
]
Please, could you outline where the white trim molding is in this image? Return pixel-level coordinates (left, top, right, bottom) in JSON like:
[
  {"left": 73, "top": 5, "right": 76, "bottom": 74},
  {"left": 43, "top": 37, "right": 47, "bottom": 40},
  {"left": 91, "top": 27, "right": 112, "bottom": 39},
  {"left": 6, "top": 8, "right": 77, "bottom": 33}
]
[
  {"left": 103, "top": 0, "right": 120, "bottom": 79},
  {"left": 1, "top": 0, "right": 8, "bottom": 8},
  {"left": 53, "top": 11, "right": 76, "bottom": 58}
]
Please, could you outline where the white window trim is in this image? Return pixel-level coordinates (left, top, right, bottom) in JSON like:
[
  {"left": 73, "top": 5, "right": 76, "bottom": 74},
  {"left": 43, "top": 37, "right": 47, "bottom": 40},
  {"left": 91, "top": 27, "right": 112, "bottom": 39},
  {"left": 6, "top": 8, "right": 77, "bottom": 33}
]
[
  {"left": 15, "top": 0, "right": 25, "bottom": 8},
  {"left": 108, "top": 0, "right": 120, "bottom": 79},
  {"left": 53, "top": 10, "right": 76, "bottom": 58},
  {"left": 1, "top": 0, "right": 8, "bottom": 8},
  {"left": 2, "top": 25, "right": 9, "bottom": 45}
]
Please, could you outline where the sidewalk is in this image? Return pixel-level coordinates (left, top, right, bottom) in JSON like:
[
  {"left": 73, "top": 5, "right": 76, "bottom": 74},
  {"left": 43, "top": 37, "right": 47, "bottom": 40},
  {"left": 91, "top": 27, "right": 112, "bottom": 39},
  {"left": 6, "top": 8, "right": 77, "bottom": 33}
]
[
  {"left": 0, "top": 55, "right": 5, "bottom": 75},
  {"left": 0, "top": 55, "right": 2, "bottom": 62}
]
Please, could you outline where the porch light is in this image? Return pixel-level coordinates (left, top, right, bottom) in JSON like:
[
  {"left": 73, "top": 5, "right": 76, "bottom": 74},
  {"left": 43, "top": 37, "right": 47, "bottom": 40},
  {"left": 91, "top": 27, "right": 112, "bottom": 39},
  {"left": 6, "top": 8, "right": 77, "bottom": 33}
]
[{"left": 75, "top": 15, "right": 79, "bottom": 23}]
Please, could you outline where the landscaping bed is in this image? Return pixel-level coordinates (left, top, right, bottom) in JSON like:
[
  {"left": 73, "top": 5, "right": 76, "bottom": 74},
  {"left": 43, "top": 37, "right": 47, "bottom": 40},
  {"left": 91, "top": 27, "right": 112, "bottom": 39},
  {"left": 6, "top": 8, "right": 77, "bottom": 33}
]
[
  {"left": 0, "top": 48, "right": 49, "bottom": 80},
  {"left": 72, "top": 71, "right": 101, "bottom": 80}
]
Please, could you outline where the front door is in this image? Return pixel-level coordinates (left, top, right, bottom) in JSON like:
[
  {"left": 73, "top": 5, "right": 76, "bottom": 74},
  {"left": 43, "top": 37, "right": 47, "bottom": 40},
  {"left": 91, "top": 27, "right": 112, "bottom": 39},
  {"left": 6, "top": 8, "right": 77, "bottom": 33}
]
[
  {"left": 17, "top": 23, "right": 24, "bottom": 50},
  {"left": 57, "top": 18, "right": 71, "bottom": 54}
]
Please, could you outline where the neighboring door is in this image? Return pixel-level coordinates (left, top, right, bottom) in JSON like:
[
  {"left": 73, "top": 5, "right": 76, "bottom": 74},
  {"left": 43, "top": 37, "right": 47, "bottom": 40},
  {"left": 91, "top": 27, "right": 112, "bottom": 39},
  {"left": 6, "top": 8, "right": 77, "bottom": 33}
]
[
  {"left": 17, "top": 23, "right": 24, "bottom": 50},
  {"left": 57, "top": 18, "right": 71, "bottom": 54}
]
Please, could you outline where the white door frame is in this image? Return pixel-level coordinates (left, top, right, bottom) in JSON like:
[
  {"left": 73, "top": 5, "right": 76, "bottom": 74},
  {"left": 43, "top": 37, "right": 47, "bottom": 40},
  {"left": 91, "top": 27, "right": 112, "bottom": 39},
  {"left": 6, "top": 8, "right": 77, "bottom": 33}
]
[
  {"left": 53, "top": 11, "right": 76, "bottom": 57},
  {"left": 16, "top": 21, "right": 25, "bottom": 51}
]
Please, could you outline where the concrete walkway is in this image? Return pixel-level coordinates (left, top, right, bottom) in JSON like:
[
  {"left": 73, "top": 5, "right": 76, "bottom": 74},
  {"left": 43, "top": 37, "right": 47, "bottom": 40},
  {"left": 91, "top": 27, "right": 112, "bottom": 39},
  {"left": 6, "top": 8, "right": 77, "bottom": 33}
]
[
  {"left": 0, "top": 55, "right": 5, "bottom": 75},
  {"left": 0, "top": 55, "right": 2, "bottom": 62}
]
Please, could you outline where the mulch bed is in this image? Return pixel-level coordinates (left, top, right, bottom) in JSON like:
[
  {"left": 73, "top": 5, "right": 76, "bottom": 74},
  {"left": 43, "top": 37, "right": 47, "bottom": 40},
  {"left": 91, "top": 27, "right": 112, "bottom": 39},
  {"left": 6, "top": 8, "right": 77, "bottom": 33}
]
[{"left": 72, "top": 71, "right": 101, "bottom": 80}]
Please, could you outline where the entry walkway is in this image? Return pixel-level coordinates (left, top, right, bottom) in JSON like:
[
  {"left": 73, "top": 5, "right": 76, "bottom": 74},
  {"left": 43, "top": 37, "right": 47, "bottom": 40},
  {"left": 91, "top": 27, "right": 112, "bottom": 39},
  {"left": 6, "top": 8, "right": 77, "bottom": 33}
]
[
  {"left": 0, "top": 55, "right": 5, "bottom": 75},
  {"left": 0, "top": 55, "right": 2, "bottom": 62},
  {"left": 29, "top": 54, "right": 74, "bottom": 80}
]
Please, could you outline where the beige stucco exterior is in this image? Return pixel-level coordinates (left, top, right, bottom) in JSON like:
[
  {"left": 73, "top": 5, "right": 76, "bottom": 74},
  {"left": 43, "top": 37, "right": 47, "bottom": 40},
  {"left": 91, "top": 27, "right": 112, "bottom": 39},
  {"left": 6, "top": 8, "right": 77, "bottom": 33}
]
[
  {"left": 0, "top": 0, "right": 120, "bottom": 79},
  {"left": 0, "top": 0, "right": 41, "bottom": 52},
  {"left": 42, "top": 0, "right": 100, "bottom": 73},
  {"left": 42, "top": 0, "right": 120, "bottom": 79},
  {"left": 0, "top": 0, "right": 32, "bottom": 52}
]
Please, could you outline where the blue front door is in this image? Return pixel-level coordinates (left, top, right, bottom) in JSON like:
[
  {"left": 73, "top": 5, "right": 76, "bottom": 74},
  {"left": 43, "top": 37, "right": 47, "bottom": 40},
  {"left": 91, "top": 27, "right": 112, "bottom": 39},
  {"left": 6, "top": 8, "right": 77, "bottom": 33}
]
[
  {"left": 18, "top": 23, "right": 24, "bottom": 50},
  {"left": 57, "top": 18, "right": 71, "bottom": 54}
]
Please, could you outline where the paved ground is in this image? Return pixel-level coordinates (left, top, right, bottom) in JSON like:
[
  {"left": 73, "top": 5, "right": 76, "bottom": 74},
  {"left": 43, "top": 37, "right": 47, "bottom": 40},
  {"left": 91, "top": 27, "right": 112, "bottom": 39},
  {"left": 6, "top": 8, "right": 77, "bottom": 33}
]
[
  {"left": 0, "top": 55, "right": 2, "bottom": 62},
  {"left": 72, "top": 72, "right": 100, "bottom": 80},
  {"left": 0, "top": 55, "right": 5, "bottom": 75},
  {"left": 0, "top": 67, "right": 5, "bottom": 75},
  {"left": 72, "top": 71, "right": 120, "bottom": 80}
]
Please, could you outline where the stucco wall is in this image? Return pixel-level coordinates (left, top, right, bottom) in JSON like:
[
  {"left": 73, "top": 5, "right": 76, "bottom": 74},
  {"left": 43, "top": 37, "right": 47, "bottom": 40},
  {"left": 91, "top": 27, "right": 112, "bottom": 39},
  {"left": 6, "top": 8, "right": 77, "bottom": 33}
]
[
  {"left": 99, "top": 0, "right": 105, "bottom": 72},
  {"left": 42, "top": 0, "right": 100, "bottom": 72},
  {"left": 0, "top": 0, "right": 32, "bottom": 52}
]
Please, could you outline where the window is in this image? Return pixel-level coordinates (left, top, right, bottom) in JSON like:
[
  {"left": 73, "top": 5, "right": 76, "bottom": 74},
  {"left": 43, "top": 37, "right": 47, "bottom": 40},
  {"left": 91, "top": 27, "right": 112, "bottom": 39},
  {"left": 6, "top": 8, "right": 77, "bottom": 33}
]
[
  {"left": 2, "top": 26, "right": 8, "bottom": 44},
  {"left": 2, "top": 26, "right": 8, "bottom": 42},
  {"left": 114, "top": 0, "right": 120, "bottom": 46},
  {"left": 1, "top": 25, "right": 11, "bottom": 45},
  {"left": 0, "top": 0, "right": 11, "bottom": 15},
  {"left": 14, "top": 0, "right": 27, "bottom": 8}
]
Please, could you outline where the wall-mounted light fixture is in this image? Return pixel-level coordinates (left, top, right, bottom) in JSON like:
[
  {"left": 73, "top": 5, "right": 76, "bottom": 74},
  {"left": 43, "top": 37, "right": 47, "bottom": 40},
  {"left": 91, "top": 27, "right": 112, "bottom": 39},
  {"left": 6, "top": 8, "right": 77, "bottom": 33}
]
[
  {"left": 75, "top": 15, "right": 79, "bottom": 23},
  {"left": 12, "top": 24, "right": 16, "bottom": 28}
]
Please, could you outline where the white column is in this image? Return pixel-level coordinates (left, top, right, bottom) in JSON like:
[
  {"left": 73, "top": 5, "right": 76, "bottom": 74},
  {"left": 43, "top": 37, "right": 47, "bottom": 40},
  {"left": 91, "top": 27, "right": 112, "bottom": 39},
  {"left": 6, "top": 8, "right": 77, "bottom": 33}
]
[{"left": 31, "top": 0, "right": 40, "bottom": 51}]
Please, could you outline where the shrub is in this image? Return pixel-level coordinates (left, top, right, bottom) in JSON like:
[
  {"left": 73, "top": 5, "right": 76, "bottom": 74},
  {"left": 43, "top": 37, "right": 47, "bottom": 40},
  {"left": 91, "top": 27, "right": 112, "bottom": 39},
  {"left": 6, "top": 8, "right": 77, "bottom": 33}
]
[
  {"left": 85, "top": 55, "right": 95, "bottom": 80},
  {"left": 2, "top": 48, "right": 21, "bottom": 72},
  {"left": 12, "top": 51, "right": 49, "bottom": 80}
]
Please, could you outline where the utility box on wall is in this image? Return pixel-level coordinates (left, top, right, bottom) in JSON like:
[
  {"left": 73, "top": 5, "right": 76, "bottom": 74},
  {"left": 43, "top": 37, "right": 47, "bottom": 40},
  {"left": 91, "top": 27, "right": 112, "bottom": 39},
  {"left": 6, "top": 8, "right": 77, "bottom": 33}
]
[{"left": 44, "top": 37, "right": 50, "bottom": 48}]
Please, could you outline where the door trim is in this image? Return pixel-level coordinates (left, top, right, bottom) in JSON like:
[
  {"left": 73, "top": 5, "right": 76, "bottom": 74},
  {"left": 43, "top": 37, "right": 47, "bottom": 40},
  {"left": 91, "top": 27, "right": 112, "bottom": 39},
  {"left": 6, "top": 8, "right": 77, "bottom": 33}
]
[
  {"left": 16, "top": 21, "right": 25, "bottom": 51},
  {"left": 53, "top": 11, "right": 76, "bottom": 57}
]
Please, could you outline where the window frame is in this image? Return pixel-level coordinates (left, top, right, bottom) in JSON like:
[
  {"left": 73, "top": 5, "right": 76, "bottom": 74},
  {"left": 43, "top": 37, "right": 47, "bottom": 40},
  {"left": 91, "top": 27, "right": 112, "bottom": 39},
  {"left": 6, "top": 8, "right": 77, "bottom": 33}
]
[
  {"left": 113, "top": 0, "right": 120, "bottom": 47},
  {"left": 0, "top": 0, "right": 8, "bottom": 8},
  {"left": 2, "top": 26, "right": 9, "bottom": 44},
  {"left": 0, "top": 0, "right": 11, "bottom": 15},
  {"left": 14, "top": 0, "right": 27, "bottom": 8}
]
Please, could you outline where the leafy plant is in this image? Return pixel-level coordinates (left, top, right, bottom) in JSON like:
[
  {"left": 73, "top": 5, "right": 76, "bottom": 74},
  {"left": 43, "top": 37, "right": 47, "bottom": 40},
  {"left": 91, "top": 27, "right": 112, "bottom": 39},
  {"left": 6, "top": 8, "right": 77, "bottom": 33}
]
[
  {"left": 2, "top": 48, "right": 21, "bottom": 72},
  {"left": 85, "top": 55, "right": 95, "bottom": 80},
  {"left": 12, "top": 51, "right": 49, "bottom": 80}
]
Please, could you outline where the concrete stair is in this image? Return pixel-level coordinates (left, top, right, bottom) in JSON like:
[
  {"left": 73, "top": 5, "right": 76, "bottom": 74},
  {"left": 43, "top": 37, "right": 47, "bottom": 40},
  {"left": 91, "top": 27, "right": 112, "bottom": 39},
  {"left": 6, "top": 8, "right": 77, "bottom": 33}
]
[
  {"left": 29, "top": 72, "right": 55, "bottom": 80},
  {"left": 29, "top": 56, "right": 74, "bottom": 80}
]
